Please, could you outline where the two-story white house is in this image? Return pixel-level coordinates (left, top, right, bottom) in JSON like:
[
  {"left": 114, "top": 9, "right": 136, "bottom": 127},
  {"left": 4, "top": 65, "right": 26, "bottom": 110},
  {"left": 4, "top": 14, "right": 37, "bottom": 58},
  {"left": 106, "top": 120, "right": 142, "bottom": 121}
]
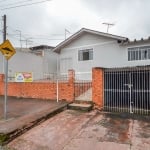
[{"left": 53, "top": 28, "right": 150, "bottom": 79}]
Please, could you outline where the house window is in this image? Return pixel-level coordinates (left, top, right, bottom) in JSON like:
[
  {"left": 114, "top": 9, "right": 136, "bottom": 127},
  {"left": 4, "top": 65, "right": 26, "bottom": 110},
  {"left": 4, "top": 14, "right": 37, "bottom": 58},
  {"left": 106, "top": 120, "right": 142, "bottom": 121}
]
[
  {"left": 78, "top": 49, "right": 93, "bottom": 61},
  {"left": 128, "top": 46, "right": 150, "bottom": 61}
]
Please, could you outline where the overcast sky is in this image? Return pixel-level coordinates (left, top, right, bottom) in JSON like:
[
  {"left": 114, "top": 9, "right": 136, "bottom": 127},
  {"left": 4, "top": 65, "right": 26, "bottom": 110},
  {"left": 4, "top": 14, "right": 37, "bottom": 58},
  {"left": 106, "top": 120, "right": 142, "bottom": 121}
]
[{"left": 0, "top": 0, "right": 150, "bottom": 48}]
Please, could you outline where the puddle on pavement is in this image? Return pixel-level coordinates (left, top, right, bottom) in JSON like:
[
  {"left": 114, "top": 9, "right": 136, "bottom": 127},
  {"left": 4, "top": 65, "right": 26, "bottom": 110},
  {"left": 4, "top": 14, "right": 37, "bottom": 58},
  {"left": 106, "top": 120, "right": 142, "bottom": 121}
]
[{"left": 96, "top": 114, "right": 131, "bottom": 144}]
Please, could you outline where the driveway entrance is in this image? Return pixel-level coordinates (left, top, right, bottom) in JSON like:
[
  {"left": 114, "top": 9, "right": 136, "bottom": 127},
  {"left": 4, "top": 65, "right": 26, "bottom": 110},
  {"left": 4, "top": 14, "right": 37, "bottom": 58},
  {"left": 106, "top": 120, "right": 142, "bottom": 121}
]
[{"left": 7, "top": 110, "right": 150, "bottom": 150}]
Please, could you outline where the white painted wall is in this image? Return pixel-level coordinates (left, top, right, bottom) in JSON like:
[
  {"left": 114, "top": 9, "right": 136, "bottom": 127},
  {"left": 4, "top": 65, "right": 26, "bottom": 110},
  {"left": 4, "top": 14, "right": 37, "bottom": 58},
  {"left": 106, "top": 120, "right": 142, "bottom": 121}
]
[
  {"left": 59, "top": 33, "right": 150, "bottom": 77},
  {"left": 42, "top": 49, "right": 58, "bottom": 74},
  {"left": 7, "top": 51, "right": 43, "bottom": 81},
  {"left": 0, "top": 48, "right": 58, "bottom": 81},
  {"left": 59, "top": 33, "right": 125, "bottom": 75}
]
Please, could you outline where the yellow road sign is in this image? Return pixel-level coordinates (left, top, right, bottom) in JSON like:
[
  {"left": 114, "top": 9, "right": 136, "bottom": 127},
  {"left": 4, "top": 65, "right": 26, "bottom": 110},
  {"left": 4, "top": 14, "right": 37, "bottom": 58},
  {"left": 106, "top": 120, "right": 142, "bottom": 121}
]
[{"left": 0, "top": 39, "right": 16, "bottom": 60}]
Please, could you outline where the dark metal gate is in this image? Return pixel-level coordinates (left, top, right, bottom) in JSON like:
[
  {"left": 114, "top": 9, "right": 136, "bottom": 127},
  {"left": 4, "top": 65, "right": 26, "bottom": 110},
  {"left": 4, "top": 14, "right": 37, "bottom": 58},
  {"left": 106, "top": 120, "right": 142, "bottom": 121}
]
[
  {"left": 104, "top": 66, "right": 150, "bottom": 115},
  {"left": 74, "top": 72, "right": 92, "bottom": 101},
  {"left": 74, "top": 81, "right": 92, "bottom": 101}
]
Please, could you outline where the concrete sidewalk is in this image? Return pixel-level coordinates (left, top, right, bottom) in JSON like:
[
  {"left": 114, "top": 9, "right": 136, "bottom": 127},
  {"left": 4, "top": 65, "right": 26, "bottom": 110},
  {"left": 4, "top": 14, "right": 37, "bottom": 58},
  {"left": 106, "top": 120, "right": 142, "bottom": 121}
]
[
  {"left": 6, "top": 110, "right": 150, "bottom": 150},
  {"left": 0, "top": 96, "right": 68, "bottom": 144}
]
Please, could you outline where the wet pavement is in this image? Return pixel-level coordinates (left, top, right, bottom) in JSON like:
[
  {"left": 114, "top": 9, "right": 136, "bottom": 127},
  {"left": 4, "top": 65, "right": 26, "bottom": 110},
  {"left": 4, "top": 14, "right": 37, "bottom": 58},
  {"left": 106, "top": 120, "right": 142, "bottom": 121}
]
[
  {"left": 6, "top": 110, "right": 150, "bottom": 150},
  {"left": 0, "top": 96, "right": 67, "bottom": 135},
  {"left": 0, "top": 96, "right": 63, "bottom": 119}
]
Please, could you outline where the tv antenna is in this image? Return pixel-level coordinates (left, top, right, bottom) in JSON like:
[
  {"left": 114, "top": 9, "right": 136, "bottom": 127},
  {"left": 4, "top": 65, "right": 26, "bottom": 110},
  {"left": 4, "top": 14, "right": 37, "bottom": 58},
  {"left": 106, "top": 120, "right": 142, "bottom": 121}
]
[
  {"left": 65, "top": 28, "right": 70, "bottom": 40},
  {"left": 102, "top": 22, "right": 114, "bottom": 33}
]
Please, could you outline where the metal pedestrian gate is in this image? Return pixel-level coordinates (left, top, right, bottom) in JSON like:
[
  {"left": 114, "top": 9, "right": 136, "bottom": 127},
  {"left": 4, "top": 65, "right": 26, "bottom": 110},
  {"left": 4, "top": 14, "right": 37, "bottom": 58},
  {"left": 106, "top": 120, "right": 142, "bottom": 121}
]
[
  {"left": 74, "top": 81, "right": 92, "bottom": 101},
  {"left": 104, "top": 66, "right": 150, "bottom": 115},
  {"left": 74, "top": 72, "right": 92, "bottom": 101}
]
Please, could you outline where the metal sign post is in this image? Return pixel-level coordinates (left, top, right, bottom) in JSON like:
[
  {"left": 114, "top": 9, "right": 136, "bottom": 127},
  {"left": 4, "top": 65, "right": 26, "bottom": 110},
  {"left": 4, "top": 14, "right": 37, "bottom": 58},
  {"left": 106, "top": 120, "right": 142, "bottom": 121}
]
[
  {"left": 4, "top": 59, "right": 8, "bottom": 119},
  {"left": 0, "top": 39, "right": 16, "bottom": 120}
]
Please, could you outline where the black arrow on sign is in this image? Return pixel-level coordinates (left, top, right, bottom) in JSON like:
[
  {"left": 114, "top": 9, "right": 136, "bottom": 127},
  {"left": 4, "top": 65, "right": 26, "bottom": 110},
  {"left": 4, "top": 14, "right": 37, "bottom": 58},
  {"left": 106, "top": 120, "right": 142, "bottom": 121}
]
[{"left": 2, "top": 47, "right": 13, "bottom": 52}]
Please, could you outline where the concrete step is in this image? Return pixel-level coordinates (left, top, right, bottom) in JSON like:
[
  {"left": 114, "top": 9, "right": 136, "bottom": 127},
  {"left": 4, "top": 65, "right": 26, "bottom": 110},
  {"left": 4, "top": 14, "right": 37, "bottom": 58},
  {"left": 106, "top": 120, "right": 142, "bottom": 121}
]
[
  {"left": 74, "top": 100, "right": 93, "bottom": 104},
  {"left": 68, "top": 103, "right": 93, "bottom": 112}
]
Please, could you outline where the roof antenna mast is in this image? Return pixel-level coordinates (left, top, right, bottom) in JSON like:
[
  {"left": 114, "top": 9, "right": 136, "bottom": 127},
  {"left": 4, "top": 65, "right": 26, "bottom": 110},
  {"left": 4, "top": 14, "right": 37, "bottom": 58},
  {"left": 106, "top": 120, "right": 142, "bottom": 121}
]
[
  {"left": 65, "top": 29, "right": 70, "bottom": 40},
  {"left": 102, "top": 22, "right": 114, "bottom": 33}
]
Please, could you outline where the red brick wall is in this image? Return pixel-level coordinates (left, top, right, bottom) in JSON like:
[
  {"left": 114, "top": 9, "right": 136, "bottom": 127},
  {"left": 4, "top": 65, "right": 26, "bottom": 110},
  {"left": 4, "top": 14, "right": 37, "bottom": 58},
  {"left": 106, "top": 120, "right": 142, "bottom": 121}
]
[
  {"left": 0, "top": 74, "right": 4, "bottom": 95},
  {"left": 7, "top": 82, "right": 57, "bottom": 100},
  {"left": 92, "top": 67, "right": 104, "bottom": 109},
  {"left": 57, "top": 70, "right": 75, "bottom": 101},
  {"left": 1, "top": 68, "right": 105, "bottom": 106},
  {"left": 0, "top": 70, "right": 75, "bottom": 102}
]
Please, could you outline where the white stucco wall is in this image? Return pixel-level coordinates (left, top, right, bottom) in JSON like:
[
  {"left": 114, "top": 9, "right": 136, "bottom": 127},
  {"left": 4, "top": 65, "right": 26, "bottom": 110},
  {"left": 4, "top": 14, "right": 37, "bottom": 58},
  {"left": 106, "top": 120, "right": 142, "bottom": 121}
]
[
  {"left": 6, "top": 51, "right": 43, "bottom": 81},
  {"left": 42, "top": 49, "right": 58, "bottom": 74},
  {"left": 59, "top": 33, "right": 150, "bottom": 76},
  {"left": 59, "top": 33, "right": 125, "bottom": 74},
  {"left": 0, "top": 48, "right": 58, "bottom": 81}
]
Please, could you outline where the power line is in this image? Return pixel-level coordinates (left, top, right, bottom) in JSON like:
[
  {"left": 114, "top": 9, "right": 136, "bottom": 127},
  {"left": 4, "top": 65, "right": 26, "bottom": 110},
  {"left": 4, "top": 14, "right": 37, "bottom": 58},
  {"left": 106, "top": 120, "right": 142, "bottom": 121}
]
[
  {"left": 0, "top": 0, "right": 51, "bottom": 9},
  {"left": 31, "top": 37, "right": 64, "bottom": 40},
  {"left": 8, "top": 34, "right": 64, "bottom": 41},
  {"left": 7, "top": 26, "right": 73, "bottom": 38},
  {"left": 1, "top": 0, "right": 51, "bottom": 10},
  {"left": 0, "top": 0, "right": 36, "bottom": 8},
  {"left": 0, "top": 0, "right": 16, "bottom": 2},
  {"left": 7, "top": 27, "right": 70, "bottom": 39}
]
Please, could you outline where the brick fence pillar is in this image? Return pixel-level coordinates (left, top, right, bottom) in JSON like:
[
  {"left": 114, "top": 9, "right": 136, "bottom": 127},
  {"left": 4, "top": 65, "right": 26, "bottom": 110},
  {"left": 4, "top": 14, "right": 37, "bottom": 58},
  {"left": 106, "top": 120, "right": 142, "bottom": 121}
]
[
  {"left": 92, "top": 67, "right": 104, "bottom": 109},
  {"left": 68, "top": 69, "right": 75, "bottom": 102},
  {"left": 68, "top": 69, "right": 75, "bottom": 83}
]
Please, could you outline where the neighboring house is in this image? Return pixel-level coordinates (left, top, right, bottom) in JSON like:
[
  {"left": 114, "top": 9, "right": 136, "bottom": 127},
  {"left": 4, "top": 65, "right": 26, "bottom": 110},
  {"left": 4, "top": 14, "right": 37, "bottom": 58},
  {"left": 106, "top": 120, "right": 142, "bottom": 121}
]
[
  {"left": 0, "top": 45, "right": 58, "bottom": 81},
  {"left": 53, "top": 28, "right": 150, "bottom": 79},
  {"left": 123, "top": 38, "right": 150, "bottom": 67},
  {"left": 8, "top": 49, "right": 44, "bottom": 81},
  {"left": 29, "top": 45, "right": 58, "bottom": 79}
]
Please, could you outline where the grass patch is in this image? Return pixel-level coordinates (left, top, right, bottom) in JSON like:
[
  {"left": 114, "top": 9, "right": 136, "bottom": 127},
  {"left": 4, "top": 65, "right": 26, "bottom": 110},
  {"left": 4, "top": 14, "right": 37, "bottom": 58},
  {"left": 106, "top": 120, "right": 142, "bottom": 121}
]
[{"left": 0, "top": 134, "right": 9, "bottom": 145}]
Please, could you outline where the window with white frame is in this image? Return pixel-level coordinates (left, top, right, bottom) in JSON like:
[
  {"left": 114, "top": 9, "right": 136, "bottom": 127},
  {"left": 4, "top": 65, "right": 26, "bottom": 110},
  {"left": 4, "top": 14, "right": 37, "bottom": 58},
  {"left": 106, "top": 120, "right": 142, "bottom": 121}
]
[
  {"left": 128, "top": 46, "right": 150, "bottom": 61},
  {"left": 78, "top": 49, "right": 93, "bottom": 61}
]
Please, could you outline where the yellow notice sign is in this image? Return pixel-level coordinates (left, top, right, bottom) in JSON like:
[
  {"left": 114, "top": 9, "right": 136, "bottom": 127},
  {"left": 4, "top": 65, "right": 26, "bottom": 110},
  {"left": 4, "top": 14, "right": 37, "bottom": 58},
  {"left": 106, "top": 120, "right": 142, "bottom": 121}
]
[{"left": 0, "top": 39, "right": 16, "bottom": 60}]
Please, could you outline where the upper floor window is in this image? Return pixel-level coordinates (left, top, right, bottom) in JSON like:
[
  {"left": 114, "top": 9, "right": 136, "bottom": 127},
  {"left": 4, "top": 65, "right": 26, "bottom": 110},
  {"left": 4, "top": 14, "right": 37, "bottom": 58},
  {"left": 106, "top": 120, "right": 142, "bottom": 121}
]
[
  {"left": 128, "top": 46, "right": 150, "bottom": 61},
  {"left": 78, "top": 49, "right": 93, "bottom": 61}
]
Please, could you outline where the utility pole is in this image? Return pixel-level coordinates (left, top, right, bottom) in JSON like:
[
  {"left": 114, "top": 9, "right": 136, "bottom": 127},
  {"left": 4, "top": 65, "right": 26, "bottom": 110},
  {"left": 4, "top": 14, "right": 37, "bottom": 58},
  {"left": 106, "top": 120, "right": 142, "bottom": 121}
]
[
  {"left": 102, "top": 22, "right": 114, "bottom": 33},
  {"left": 3, "top": 14, "right": 8, "bottom": 119},
  {"left": 21, "top": 38, "right": 32, "bottom": 48},
  {"left": 16, "top": 30, "right": 22, "bottom": 50},
  {"left": 3, "top": 15, "right": 6, "bottom": 42}
]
